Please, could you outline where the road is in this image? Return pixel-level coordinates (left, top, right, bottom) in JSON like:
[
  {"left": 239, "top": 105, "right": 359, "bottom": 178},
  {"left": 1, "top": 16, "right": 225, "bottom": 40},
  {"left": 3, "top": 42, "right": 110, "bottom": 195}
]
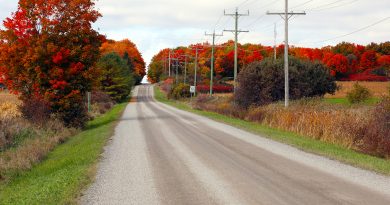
[{"left": 81, "top": 84, "right": 390, "bottom": 205}]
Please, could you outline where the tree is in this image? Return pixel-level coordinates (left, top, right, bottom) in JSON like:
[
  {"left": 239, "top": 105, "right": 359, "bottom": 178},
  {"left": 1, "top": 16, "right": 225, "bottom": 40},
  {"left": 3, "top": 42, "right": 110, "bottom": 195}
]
[
  {"left": 100, "top": 39, "right": 146, "bottom": 84},
  {"left": 360, "top": 50, "right": 378, "bottom": 70},
  {"left": 147, "top": 61, "right": 163, "bottom": 83},
  {"left": 324, "top": 54, "right": 349, "bottom": 78},
  {"left": 0, "top": 0, "right": 103, "bottom": 127},
  {"left": 97, "top": 53, "right": 134, "bottom": 102},
  {"left": 235, "top": 57, "right": 337, "bottom": 108}
]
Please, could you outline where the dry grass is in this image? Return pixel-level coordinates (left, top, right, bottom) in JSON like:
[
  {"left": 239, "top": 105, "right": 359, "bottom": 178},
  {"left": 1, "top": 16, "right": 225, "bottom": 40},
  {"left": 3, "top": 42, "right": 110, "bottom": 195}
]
[
  {"left": 0, "top": 92, "right": 77, "bottom": 180},
  {"left": 246, "top": 102, "right": 370, "bottom": 148},
  {"left": 0, "top": 91, "right": 20, "bottom": 104},
  {"left": 0, "top": 118, "right": 76, "bottom": 180},
  {"left": 326, "top": 81, "right": 389, "bottom": 98},
  {"left": 194, "top": 95, "right": 390, "bottom": 158}
]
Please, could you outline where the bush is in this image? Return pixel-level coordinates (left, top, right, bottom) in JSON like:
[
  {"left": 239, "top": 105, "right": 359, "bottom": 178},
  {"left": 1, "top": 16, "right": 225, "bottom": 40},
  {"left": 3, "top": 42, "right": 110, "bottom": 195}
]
[
  {"left": 193, "top": 95, "right": 247, "bottom": 119},
  {"left": 161, "top": 78, "right": 174, "bottom": 93},
  {"left": 358, "top": 97, "right": 390, "bottom": 158},
  {"left": 347, "top": 83, "right": 372, "bottom": 104},
  {"left": 346, "top": 70, "right": 388, "bottom": 82},
  {"left": 88, "top": 91, "right": 114, "bottom": 117},
  {"left": 235, "top": 57, "right": 337, "bottom": 108},
  {"left": 20, "top": 97, "right": 51, "bottom": 126},
  {"left": 169, "top": 83, "right": 191, "bottom": 99},
  {"left": 196, "top": 85, "right": 234, "bottom": 93}
]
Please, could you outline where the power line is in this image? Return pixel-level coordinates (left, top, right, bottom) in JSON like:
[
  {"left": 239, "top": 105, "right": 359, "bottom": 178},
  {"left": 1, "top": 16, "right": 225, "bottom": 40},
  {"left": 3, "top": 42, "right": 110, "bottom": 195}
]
[
  {"left": 306, "top": 0, "right": 348, "bottom": 11},
  {"left": 237, "top": 0, "right": 252, "bottom": 8},
  {"left": 303, "top": 16, "right": 390, "bottom": 44},
  {"left": 308, "top": 0, "right": 359, "bottom": 12},
  {"left": 291, "top": 0, "right": 315, "bottom": 9},
  {"left": 243, "top": 0, "right": 281, "bottom": 28}
]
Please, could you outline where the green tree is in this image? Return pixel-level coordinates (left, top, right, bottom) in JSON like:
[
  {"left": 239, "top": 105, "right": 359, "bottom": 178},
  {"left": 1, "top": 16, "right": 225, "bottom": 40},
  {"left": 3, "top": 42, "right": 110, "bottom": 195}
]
[
  {"left": 147, "top": 61, "right": 164, "bottom": 83},
  {"left": 123, "top": 52, "right": 135, "bottom": 73},
  {"left": 235, "top": 57, "right": 337, "bottom": 108},
  {"left": 97, "top": 53, "right": 134, "bottom": 102}
]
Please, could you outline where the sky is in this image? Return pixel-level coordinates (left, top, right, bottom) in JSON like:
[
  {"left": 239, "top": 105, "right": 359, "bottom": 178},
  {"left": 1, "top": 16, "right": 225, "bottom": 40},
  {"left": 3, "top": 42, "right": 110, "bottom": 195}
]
[{"left": 0, "top": 0, "right": 389, "bottom": 67}]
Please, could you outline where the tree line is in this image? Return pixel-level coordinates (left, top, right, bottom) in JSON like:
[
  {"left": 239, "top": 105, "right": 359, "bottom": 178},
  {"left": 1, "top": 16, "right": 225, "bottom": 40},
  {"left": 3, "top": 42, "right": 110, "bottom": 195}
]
[{"left": 148, "top": 41, "right": 390, "bottom": 84}]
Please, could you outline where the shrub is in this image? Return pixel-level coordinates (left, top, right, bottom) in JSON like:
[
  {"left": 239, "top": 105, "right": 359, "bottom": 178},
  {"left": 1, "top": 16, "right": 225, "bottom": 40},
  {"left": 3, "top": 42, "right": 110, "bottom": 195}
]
[
  {"left": 346, "top": 70, "right": 388, "bottom": 81},
  {"left": 86, "top": 91, "right": 114, "bottom": 118},
  {"left": 169, "top": 83, "right": 191, "bottom": 99},
  {"left": 196, "top": 85, "right": 234, "bottom": 93},
  {"left": 193, "top": 95, "right": 247, "bottom": 119},
  {"left": 235, "top": 57, "right": 337, "bottom": 108},
  {"left": 20, "top": 97, "right": 51, "bottom": 126},
  {"left": 0, "top": 118, "right": 35, "bottom": 152},
  {"left": 161, "top": 78, "right": 174, "bottom": 93},
  {"left": 358, "top": 97, "right": 390, "bottom": 158},
  {"left": 347, "top": 83, "right": 372, "bottom": 104}
]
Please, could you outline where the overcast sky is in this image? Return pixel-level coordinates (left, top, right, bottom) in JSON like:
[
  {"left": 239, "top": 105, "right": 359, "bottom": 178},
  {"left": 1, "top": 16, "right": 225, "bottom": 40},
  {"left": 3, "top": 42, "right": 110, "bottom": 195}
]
[{"left": 1, "top": 0, "right": 389, "bottom": 66}]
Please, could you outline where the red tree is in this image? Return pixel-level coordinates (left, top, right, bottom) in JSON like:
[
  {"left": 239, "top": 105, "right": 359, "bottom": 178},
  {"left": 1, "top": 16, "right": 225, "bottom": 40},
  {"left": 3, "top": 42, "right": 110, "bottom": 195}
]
[
  {"left": 0, "top": 0, "right": 103, "bottom": 127},
  {"left": 325, "top": 54, "right": 349, "bottom": 75},
  {"left": 360, "top": 50, "right": 378, "bottom": 70}
]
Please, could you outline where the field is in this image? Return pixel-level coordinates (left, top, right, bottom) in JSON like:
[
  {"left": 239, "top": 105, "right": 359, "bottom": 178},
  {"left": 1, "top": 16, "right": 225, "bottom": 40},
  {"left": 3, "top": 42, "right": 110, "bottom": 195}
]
[{"left": 325, "top": 81, "right": 389, "bottom": 98}]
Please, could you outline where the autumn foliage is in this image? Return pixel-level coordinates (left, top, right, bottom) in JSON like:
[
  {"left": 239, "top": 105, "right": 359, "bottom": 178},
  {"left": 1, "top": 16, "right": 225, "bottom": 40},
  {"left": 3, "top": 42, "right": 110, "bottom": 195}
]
[
  {"left": 148, "top": 41, "right": 389, "bottom": 84},
  {"left": 100, "top": 39, "right": 146, "bottom": 84},
  {"left": 0, "top": 0, "right": 103, "bottom": 127}
]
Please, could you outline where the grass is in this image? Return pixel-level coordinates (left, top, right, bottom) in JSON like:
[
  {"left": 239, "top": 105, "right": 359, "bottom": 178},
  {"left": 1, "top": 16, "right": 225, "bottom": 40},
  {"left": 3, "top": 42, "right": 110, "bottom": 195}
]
[
  {"left": 0, "top": 103, "right": 127, "bottom": 205},
  {"left": 155, "top": 86, "right": 390, "bottom": 176},
  {"left": 0, "top": 91, "right": 20, "bottom": 104},
  {"left": 323, "top": 97, "right": 380, "bottom": 105},
  {"left": 325, "top": 81, "right": 389, "bottom": 98}
]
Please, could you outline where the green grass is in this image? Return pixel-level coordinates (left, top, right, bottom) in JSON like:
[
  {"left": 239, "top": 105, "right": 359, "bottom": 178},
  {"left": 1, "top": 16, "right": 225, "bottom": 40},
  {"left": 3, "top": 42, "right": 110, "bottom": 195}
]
[
  {"left": 0, "top": 103, "right": 127, "bottom": 205},
  {"left": 155, "top": 86, "right": 390, "bottom": 175},
  {"left": 323, "top": 97, "right": 380, "bottom": 105}
]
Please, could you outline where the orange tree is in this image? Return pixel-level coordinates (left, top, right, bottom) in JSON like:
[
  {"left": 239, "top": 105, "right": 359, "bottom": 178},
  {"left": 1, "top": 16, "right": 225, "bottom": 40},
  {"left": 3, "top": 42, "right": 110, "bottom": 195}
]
[
  {"left": 100, "top": 39, "right": 146, "bottom": 84},
  {"left": 0, "top": 0, "right": 103, "bottom": 127}
]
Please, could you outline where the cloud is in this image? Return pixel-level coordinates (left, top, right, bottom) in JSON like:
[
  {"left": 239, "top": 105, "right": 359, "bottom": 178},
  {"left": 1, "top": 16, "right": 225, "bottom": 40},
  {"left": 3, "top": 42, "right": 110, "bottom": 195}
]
[{"left": 1, "top": 0, "right": 389, "bottom": 65}]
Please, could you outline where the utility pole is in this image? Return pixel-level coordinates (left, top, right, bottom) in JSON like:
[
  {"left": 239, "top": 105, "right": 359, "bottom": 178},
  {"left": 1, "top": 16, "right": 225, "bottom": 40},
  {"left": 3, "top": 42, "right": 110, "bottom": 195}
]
[
  {"left": 274, "top": 23, "right": 277, "bottom": 61},
  {"left": 224, "top": 7, "right": 249, "bottom": 93},
  {"left": 267, "top": 0, "right": 305, "bottom": 107},
  {"left": 170, "top": 57, "right": 179, "bottom": 83},
  {"left": 205, "top": 30, "right": 223, "bottom": 96},
  {"left": 191, "top": 46, "right": 203, "bottom": 96},
  {"left": 163, "top": 59, "right": 167, "bottom": 76},
  {"left": 181, "top": 55, "right": 189, "bottom": 84},
  {"left": 168, "top": 49, "right": 171, "bottom": 77},
  {"left": 174, "top": 58, "right": 179, "bottom": 83}
]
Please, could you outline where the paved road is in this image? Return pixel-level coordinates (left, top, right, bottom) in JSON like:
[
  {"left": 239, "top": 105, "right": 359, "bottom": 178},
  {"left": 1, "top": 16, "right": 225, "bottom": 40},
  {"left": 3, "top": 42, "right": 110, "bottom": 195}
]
[{"left": 81, "top": 84, "right": 390, "bottom": 205}]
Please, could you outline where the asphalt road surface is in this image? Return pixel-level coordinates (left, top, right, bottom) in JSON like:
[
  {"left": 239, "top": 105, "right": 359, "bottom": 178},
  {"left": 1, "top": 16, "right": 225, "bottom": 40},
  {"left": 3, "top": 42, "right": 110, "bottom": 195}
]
[{"left": 81, "top": 84, "right": 390, "bottom": 205}]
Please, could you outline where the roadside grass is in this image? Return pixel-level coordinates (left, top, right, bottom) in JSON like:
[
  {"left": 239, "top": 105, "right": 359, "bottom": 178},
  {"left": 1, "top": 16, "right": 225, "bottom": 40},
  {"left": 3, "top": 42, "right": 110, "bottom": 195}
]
[
  {"left": 0, "top": 103, "right": 127, "bottom": 205},
  {"left": 323, "top": 97, "right": 380, "bottom": 105},
  {"left": 154, "top": 86, "right": 390, "bottom": 175}
]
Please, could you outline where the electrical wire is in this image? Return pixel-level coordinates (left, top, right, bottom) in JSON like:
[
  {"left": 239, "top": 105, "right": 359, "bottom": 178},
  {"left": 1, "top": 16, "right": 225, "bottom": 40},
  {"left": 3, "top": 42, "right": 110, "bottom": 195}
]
[
  {"left": 308, "top": 0, "right": 359, "bottom": 12},
  {"left": 302, "top": 16, "right": 390, "bottom": 44},
  {"left": 291, "top": 0, "right": 315, "bottom": 9}
]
